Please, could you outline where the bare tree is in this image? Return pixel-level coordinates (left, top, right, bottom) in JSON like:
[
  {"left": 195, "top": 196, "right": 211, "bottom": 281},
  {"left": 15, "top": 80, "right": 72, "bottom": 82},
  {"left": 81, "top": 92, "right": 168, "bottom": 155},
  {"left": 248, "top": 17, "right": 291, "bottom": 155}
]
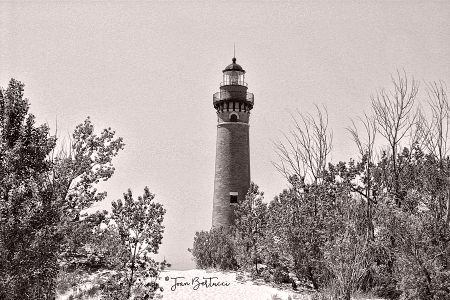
[
  {"left": 422, "top": 80, "right": 450, "bottom": 161},
  {"left": 419, "top": 80, "right": 450, "bottom": 225},
  {"left": 273, "top": 104, "right": 333, "bottom": 184},
  {"left": 347, "top": 113, "right": 377, "bottom": 240},
  {"left": 371, "top": 70, "right": 419, "bottom": 206},
  {"left": 348, "top": 112, "right": 377, "bottom": 164}
]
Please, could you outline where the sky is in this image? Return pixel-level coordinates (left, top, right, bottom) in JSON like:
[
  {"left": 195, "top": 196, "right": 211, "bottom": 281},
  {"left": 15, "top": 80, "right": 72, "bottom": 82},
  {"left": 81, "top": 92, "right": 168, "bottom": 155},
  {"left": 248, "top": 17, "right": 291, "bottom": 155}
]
[{"left": 1, "top": 0, "right": 449, "bottom": 270}]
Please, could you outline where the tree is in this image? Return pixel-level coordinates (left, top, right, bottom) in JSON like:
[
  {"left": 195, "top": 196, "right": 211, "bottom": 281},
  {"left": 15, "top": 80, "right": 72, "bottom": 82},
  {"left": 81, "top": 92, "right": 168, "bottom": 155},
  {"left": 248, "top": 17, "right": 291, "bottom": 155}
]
[
  {"left": 419, "top": 80, "right": 450, "bottom": 225},
  {"left": 367, "top": 74, "right": 450, "bottom": 298},
  {"left": 322, "top": 187, "right": 370, "bottom": 300},
  {"left": 373, "top": 150, "right": 450, "bottom": 300},
  {"left": 232, "top": 182, "right": 267, "bottom": 275},
  {"left": 53, "top": 116, "right": 125, "bottom": 218},
  {"left": 0, "top": 79, "right": 58, "bottom": 299},
  {"left": 371, "top": 71, "right": 419, "bottom": 207},
  {"left": 58, "top": 210, "right": 115, "bottom": 272},
  {"left": 273, "top": 104, "right": 333, "bottom": 184},
  {"left": 55, "top": 116, "right": 125, "bottom": 273},
  {"left": 189, "top": 227, "right": 238, "bottom": 270},
  {"left": 265, "top": 185, "right": 324, "bottom": 289},
  {"left": 347, "top": 113, "right": 378, "bottom": 240},
  {"left": 0, "top": 78, "right": 124, "bottom": 299},
  {"left": 103, "top": 187, "right": 167, "bottom": 300}
]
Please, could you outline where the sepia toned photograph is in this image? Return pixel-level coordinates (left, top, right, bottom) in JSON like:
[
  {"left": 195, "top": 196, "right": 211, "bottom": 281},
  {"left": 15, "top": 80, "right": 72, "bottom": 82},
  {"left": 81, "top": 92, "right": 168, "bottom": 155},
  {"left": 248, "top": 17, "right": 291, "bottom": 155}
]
[{"left": 1, "top": 1, "right": 449, "bottom": 299}]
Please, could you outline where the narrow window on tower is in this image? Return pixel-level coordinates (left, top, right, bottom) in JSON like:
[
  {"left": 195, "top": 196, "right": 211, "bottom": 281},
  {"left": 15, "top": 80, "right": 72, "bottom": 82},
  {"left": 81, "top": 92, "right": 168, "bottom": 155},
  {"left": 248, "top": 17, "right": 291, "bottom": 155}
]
[
  {"left": 229, "top": 112, "right": 239, "bottom": 122},
  {"left": 230, "top": 192, "right": 238, "bottom": 204}
]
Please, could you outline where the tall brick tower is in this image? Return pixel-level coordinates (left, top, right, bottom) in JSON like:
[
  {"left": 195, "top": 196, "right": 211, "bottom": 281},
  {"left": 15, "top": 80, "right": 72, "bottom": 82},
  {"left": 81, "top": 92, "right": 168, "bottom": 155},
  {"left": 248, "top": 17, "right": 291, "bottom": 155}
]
[{"left": 212, "top": 57, "right": 254, "bottom": 228}]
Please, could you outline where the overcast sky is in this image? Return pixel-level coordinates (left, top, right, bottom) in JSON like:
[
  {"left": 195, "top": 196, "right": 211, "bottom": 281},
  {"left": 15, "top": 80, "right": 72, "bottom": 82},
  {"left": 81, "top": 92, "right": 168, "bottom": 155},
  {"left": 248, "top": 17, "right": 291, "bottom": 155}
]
[{"left": 1, "top": 0, "right": 449, "bottom": 270}]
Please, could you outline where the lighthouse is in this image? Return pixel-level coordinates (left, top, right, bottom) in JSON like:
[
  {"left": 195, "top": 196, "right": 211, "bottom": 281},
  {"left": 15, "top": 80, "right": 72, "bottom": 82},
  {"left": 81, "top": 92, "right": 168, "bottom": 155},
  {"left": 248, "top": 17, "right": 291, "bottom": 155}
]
[{"left": 212, "top": 57, "right": 254, "bottom": 228}]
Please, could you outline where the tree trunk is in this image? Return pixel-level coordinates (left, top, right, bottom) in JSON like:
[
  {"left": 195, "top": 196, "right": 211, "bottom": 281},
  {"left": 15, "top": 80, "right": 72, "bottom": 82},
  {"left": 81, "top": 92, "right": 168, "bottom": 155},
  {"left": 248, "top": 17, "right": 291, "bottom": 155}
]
[
  {"left": 253, "top": 237, "right": 259, "bottom": 275},
  {"left": 446, "top": 190, "right": 450, "bottom": 226},
  {"left": 417, "top": 255, "right": 433, "bottom": 300},
  {"left": 343, "top": 288, "right": 351, "bottom": 300},
  {"left": 127, "top": 242, "right": 138, "bottom": 299},
  {"left": 307, "top": 265, "right": 318, "bottom": 290},
  {"left": 366, "top": 165, "right": 375, "bottom": 241}
]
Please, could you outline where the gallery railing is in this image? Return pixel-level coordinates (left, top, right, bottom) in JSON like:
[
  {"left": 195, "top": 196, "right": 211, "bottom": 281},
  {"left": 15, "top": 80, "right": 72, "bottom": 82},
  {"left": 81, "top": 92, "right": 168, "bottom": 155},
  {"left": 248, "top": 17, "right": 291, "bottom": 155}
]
[{"left": 213, "top": 91, "right": 254, "bottom": 106}]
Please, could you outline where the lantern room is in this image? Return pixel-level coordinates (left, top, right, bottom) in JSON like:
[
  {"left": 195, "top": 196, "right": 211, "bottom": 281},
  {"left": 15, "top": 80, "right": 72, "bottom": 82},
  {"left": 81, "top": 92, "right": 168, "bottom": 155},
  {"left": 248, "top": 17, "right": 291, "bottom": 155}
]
[
  {"left": 213, "top": 57, "right": 254, "bottom": 112},
  {"left": 222, "top": 58, "right": 247, "bottom": 86}
]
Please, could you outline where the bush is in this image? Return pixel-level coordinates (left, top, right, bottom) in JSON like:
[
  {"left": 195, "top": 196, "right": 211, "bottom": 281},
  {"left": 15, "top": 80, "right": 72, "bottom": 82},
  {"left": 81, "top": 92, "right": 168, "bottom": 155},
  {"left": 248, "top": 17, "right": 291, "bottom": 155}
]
[
  {"left": 189, "top": 227, "right": 238, "bottom": 270},
  {"left": 56, "top": 269, "right": 82, "bottom": 295},
  {"left": 101, "top": 188, "right": 167, "bottom": 300},
  {"left": 273, "top": 266, "right": 291, "bottom": 284},
  {"left": 310, "top": 292, "right": 331, "bottom": 300}
]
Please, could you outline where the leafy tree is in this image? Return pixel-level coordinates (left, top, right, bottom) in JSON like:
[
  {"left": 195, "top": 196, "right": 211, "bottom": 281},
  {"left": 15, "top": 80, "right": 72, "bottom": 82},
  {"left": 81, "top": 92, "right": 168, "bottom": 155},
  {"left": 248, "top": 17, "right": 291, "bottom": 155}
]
[
  {"left": 264, "top": 183, "right": 325, "bottom": 288},
  {"left": 189, "top": 227, "right": 238, "bottom": 270},
  {"left": 372, "top": 150, "right": 450, "bottom": 300},
  {"left": 53, "top": 116, "right": 124, "bottom": 213},
  {"left": 187, "top": 72, "right": 450, "bottom": 300},
  {"left": 103, "top": 187, "right": 167, "bottom": 300},
  {"left": 53, "top": 116, "right": 125, "bottom": 261},
  {"left": 188, "top": 183, "right": 266, "bottom": 274},
  {"left": 347, "top": 113, "right": 377, "bottom": 241},
  {"left": 58, "top": 210, "right": 118, "bottom": 272},
  {"left": 322, "top": 188, "right": 370, "bottom": 300},
  {"left": 262, "top": 191, "right": 297, "bottom": 284},
  {"left": 232, "top": 182, "right": 267, "bottom": 275},
  {"left": 0, "top": 79, "right": 58, "bottom": 299},
  {"left": 0, "top": 78, "right": 124, "bottom": 299}
]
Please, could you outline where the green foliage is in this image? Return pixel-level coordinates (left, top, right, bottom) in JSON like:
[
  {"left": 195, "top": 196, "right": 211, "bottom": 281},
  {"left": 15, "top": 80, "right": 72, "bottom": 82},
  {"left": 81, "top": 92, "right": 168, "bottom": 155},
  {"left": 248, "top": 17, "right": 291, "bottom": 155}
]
[
  {"left": 101, "top": 187, "right": 167, "bottom": 300},
  {"left": 366, "top": 148, "right": 450, "bottom": 300},
  {"left": 59, "top": 210, "right": 113, "bottom": 271},
  {"left": 0, "top": 78, "right": 124, "bottom": 299},
  {"left": 310, "top": 292, "right": 331, "bottom": 300},
  {"left": 55, "top": 116, "right": 124, "bottom": 213},
  {"left": 323, "top": 196, "right": 370, "bottom": 300},
  {"left": 233, "top": 182, "right": 267, "bottom": 274},
  {"left": 189, "top": 183, "right": 267, "bottom": 273},
  {"left": 1, "top": 78, "right": 168, "bottom": 300},
  {"left": 0, "top": 79, "right": 59, "bottom": 299},
  {"left": 189, "top": 74, "right": 450, "bottom": 300},
  {"left": 189, "top": 226, "right": 238, "bottom": 270}
]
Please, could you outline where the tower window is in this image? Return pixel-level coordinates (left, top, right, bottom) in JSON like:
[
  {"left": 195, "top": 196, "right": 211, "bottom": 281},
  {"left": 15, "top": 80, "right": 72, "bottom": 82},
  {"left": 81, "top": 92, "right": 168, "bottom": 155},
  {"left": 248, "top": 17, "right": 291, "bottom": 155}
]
[
  {"left": 230, "top": 192, "right": 238, "bottom": 204},
  {"left": 229, "top": 112, "right": 239, "bottom": 122}
]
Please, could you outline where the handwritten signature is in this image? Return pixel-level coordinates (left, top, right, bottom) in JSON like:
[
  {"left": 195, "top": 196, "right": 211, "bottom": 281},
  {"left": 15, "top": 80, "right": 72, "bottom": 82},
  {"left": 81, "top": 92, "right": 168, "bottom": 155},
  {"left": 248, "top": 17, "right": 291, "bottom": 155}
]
[{"left": 168, "top": 276, "right": 231, "bottom": 291}]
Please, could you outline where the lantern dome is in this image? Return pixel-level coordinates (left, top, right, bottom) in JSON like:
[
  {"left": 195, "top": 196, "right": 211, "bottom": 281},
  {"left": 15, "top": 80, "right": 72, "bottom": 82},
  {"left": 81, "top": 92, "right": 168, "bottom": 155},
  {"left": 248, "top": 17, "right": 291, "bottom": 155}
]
[
  {"left": 223, "top": 58, "right": 245, "bottom": 73},
  {"left": 221, "top": 57, "right": 247, "bottom": 87}
]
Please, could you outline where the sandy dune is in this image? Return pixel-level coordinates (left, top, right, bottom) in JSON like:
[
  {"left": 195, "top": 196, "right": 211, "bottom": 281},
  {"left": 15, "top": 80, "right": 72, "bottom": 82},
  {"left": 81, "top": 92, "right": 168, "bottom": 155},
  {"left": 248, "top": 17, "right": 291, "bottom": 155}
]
[
  {"left": 57, "top": 269, "right": 384, "bottom": 300},
  {"left": 156, "top": 269, "right": 310, "bottom": 300}
]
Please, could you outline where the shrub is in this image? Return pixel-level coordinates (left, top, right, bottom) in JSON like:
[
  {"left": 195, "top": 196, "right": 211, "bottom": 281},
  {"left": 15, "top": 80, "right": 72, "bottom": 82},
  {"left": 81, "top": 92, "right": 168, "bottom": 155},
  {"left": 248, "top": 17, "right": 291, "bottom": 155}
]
[
  {"left": 189, "top": 227, "right": 238, "bottom": 270},
  {"left": 310, "top": 292, "right": 331, "bottom": 300},
  {"left": 270, "top": 294, "right": 284, "bottom": 300},
  {"left": 273, "top": 265, "right": 291, "bottom": 284},
  {"left": 101, "top": 187, "right": 167, "bottom": 300}
]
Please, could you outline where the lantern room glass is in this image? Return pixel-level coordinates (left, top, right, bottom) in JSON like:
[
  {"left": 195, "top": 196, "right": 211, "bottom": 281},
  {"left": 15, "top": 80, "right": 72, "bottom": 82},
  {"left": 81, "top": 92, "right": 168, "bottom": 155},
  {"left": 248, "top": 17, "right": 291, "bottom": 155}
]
[{"left": 223, "top": 70, "right": 245, "bottom": 86}]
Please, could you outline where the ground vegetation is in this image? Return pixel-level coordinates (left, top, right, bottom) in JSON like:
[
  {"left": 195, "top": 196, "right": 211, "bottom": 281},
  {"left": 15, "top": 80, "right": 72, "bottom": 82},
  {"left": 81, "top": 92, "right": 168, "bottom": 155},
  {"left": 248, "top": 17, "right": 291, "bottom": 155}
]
[{"left": 190, "top": 72, "right": 450, "bottom": 300}]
